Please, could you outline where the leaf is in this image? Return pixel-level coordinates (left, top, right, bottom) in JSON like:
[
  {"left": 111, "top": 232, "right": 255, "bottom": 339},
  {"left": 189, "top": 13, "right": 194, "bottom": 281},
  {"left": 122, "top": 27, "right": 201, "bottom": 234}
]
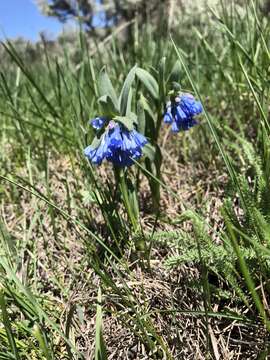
[
  {"left": 137, "top": 98, "right": 146, "bottom": 134},
  {"left": 154, "top": 143, "right": 162, "bottom": 173},
  {"left": 136, "top": 68, "right": 159, "bottom": 100},
  {"left": 158, "top": 57, "right": 166, "bottom": 99},
  {"left": 0, "top": 291, "right": 20, "bottom": 360},
  {"left": 171, "top": 82, "right": 182, "bottom": 91},
  {"left": 143, "top": 144, "right": 162, "bottom": 212},
  {"left": 144, "top": 144, "right": 162, "bottom": 174},
  {"left": 98, "top": 67, "right": 119, "bottom": 111},
  {"left": 114, "top": 114, "right": 137, "bottom": 131},
  {"left": 125, "top": 88, "right": 133, "bottom": 116},
  {"left": 139, "top": 94, "right": 156, "bottom": 121},
  {"left": 143, "top": 143, "right": 156, "bottom": 161},
  {"left": 33, "top": 324, "right": 53, "bottom": 360},
  {"left": 81, "top": 190, "right": 96, "bottom": 205},
  {"left": 126, "top": 177, "right": 139, "bottom": 223},
  {"left": 95, "top": 287, "right": 107, "bottom": 360},
  {"left": 119, "top": 65, "right": 137, "bottom": 115},
  {"left": 98, "top": 94, "right": 118, "bottom": 115},
  {"left": 168, "top": 60, "right": 181, "bottom": 83},
  {"left": 137, "top": 94, "right": 156, "bottom": 140}
]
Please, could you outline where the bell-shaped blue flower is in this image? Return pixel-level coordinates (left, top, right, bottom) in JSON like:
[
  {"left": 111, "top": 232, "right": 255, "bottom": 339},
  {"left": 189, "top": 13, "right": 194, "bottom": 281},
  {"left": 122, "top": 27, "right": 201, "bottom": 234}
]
[
  {"left": 163, "top": 93, "right": 202, "bottom": 132},
  {"left": 180, "top": 94, "right": 202, "bottom": 117},
  {"left": 164, "top": 105, "right": 173, "bottom": 124},
  {"left": 84, "top": 132, "right": 110, "bottom": 165},
  {"left": 84, "top": 121, "right": 147, "bottom": 167}
]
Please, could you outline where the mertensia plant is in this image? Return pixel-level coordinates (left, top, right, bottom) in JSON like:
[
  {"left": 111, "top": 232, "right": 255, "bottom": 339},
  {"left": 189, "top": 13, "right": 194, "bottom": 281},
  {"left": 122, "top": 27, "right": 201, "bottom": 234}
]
[{"left": 84, "top": 63, "right": 203, "bottom": 239}]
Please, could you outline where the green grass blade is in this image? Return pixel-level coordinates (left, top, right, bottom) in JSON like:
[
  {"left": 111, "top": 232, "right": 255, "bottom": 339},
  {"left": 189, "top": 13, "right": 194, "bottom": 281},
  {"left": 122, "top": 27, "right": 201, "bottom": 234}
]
[
  {"left": 0, "top": 291, "right": 20, "bottom": 360},
  {"left": 95, "top": 288, "right": 107, "bottom": 360}
]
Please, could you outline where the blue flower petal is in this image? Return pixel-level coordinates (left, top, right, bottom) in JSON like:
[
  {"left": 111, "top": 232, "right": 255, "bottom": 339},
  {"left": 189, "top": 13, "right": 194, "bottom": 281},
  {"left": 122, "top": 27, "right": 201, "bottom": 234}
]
[
  {"left": 84, "top": 145, "right": 95, "bottom": 157},
  {"left": 171, "top": 121, "right": 180, "bottom": 132},
  {"left": 175, "top": 105, "right": 188, "bottom": 121},
  {"left": 131, "top": 130, "right": 148, "bottom": 147},
  {"left": 108, "top": 124, "right": 123, "bottom": 148},
  {"left": 90, "top": 117, "right": 107, "bottom": 130},
  {"left": 164, "top": 112, "right": 173, "bottom": 124}
]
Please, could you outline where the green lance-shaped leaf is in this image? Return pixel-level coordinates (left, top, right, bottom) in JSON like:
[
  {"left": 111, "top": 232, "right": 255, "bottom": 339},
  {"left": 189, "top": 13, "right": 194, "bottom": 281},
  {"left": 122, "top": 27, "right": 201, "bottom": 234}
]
[
  {"left": 143, "top": 143, "right": 156, "bottom": 162},
  {"left": 138, "top": 94, "right": 156, "bottom": 122},
  {"left": 95, "top": 287, "right": 107, "bottom": 360},
  {"left": 143, "top": 143, "right": 162, "bottom": 212},
  {"left": 119, "top": 65, "right": 137, "bottom": 116},
  {"left": 136, "top": 68, "right": 159, "bottom": 100},
  {"left": 98, "top": 94, "right": 118, "bottom": 116},
  {"left": 125, "top": 88, "right": 133, "bottom": 116},
  {"left": 114, "top": 113, "right": 137, "bottom": 131},
  {"left": 98, "top": 67, "right": 119, "bottom": 111},
  {"left": 118, "top": 170, "right": 139, "bottom": 231},
  {"left": 167, "top": 59, "right": 182, "bottom": 84},
  {"left": 32, "top": 324, "right": 53, "bottom": 360},
  {"left": 126, "top": 176, "right": 140, "bottom": 229},
  {"left": 137, "top": 95, "right": 156, "bottom": 139},
  {"left": 158, "top": 57, "right": 166, "bottom": 100},
  {"left": 137, "top": 98, "right": 146, "bottom": 134}
]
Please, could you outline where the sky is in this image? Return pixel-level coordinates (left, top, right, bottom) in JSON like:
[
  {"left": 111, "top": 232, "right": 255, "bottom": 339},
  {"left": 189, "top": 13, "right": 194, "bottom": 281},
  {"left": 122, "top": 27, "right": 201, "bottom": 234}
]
[{"left": 0, "top": 0, "right": 73, "bottom": 41}]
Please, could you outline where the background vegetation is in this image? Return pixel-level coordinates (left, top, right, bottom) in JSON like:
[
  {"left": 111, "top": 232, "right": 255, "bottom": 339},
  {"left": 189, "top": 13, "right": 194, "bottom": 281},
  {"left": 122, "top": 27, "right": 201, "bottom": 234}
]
[{"left": 1, "top": 0, "right": 270, "bottom": 358}]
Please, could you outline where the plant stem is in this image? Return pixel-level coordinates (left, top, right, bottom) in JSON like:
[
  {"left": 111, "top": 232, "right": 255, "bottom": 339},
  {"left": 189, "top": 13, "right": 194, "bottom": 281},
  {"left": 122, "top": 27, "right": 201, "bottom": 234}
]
[{"left": 119, "top": 169, "right": 139, "bottom": 232}]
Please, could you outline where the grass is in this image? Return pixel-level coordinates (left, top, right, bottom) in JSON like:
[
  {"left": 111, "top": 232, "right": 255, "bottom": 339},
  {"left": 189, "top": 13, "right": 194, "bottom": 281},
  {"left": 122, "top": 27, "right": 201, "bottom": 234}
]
[{"left": 1, "top": 1, "right": 270, "bottom": 358}]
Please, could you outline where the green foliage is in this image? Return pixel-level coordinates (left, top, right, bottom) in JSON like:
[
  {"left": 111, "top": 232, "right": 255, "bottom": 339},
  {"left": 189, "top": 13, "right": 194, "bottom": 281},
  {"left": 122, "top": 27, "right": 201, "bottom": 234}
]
[{"left": 165, "top": 130, "right": 270, "bottom": 326}]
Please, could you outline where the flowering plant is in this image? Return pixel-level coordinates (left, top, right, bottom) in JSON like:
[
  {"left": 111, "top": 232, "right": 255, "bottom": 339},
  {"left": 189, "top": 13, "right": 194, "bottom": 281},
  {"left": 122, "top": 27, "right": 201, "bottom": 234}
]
[{"left": 83, "top": 63, "right": 202, "bottom": 232}]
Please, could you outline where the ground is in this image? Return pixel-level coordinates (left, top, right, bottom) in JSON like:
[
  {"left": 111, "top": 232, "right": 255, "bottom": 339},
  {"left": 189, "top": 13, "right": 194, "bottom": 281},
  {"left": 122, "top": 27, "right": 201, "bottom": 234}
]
[{"left": 1, "top": 138, "right": 269, "bottom": 359}]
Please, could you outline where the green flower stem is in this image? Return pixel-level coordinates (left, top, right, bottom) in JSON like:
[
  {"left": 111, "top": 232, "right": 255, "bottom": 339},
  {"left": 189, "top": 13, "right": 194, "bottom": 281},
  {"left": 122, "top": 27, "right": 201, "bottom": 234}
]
[
  {"left": 154, "top": 108, "right": 163, "bottom": 143},
  {"left": 150, "top": 106, "right": 163, "bottom": 212},
  {"left": 118, "top": 169, "right": 139, "bottom": 232}
]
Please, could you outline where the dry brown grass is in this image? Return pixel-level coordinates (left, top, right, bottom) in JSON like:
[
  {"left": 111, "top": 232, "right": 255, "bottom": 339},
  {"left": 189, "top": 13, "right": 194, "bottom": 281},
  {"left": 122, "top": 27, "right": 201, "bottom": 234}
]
[{"left": 1, "top": 147, "right": 269, "bottom": 359}]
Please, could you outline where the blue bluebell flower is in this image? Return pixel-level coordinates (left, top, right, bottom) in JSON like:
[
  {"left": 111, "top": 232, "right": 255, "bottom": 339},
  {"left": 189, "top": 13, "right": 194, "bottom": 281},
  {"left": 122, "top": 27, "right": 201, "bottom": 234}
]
[
  {"left": 163, "top": 106, "right": 173, "bottom": 124},
  {"left": 84, "top": 121, "right": 147, "bottom": 167},
  {"left": 84, "top": 132, "right": 110, "bottom": 165},
  {"left": 89, "top": 117, "right": 107, "bottom": 130},
  {"left": 163, "top": 93, "right": 202, "bottom": 132}
]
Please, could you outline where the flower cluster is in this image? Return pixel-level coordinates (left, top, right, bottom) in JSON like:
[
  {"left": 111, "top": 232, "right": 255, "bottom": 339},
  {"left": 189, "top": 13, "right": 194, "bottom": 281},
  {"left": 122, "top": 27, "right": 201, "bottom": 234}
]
[
  {"left": 84, "top": 120, "right": 147, "bottom": 167},
  {"left": 164, "top": 93, "right": 202, "bottom": 132}
]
